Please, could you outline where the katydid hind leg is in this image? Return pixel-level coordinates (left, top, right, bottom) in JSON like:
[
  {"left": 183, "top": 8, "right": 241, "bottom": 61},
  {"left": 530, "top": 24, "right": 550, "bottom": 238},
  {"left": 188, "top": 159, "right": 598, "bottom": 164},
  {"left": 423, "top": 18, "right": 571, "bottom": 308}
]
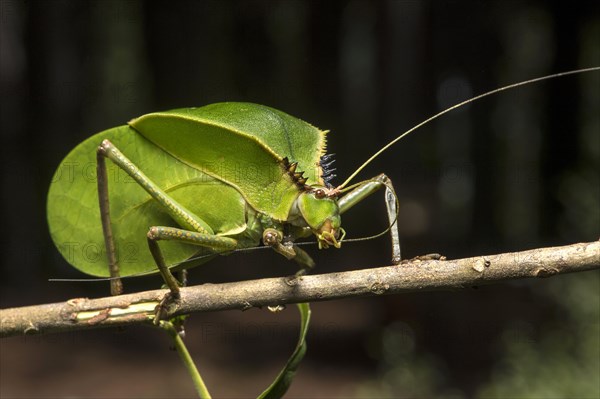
[
  {"left": 338, "top": 173, "right": 402, "bottom": 264},
  {"left": 98, "top": 140, "right": 215, "bottom": 234},
  {"left": 96, "top": 149, "right": 123, "bottom": 296},
  {"left": 97, "top": 139, "right": 238, "bottom": 294}
]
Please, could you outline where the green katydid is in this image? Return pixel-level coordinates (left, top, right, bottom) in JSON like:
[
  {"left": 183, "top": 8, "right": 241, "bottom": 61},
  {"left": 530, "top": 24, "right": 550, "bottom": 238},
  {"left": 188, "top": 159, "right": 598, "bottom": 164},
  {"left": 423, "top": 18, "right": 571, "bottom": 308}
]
[
  {"left": 46, "top": 67, "right": 598, "bottom": 398},
  {"left": 47, "top": 102, "right": 401, "bottom": 297},
  {"left": 47, "top": 67, "right": 599, "bottom": 296}
]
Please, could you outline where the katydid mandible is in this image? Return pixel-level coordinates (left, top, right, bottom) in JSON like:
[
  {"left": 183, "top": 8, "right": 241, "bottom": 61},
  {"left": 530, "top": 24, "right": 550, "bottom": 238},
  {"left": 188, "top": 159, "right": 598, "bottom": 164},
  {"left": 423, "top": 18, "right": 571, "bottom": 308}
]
[{"left": 47, "top": 67, "right": 599, "bottom": 296}]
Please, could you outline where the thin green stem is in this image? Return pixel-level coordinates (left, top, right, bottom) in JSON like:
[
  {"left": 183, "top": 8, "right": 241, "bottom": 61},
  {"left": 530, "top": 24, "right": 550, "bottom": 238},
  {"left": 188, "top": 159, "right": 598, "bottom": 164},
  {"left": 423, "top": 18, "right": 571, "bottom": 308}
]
[{"left": 159, "top": 320, "right": 211, "bottom": 399}]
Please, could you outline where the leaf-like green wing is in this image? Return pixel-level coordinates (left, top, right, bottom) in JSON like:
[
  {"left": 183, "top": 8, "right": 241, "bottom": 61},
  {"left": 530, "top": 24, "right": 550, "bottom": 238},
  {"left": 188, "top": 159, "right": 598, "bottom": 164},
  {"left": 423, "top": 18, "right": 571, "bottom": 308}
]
[
  {"left": 130, "top": 102, "right": 328, "bottom": 221},
  {"left": 182, "top": 103, "right": 328, "bottom": 184},
  {"left": 258, "top": 303, "right": 311, "bottom": 399},
  {"left": 47, "top": 126, "right": 248, "bottom": 277}
]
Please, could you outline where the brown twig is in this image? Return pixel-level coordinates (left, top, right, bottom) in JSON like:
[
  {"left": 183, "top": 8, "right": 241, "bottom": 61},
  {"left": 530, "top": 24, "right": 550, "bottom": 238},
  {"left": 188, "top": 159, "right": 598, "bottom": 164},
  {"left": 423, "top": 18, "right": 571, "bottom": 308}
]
[{"left": 1, "top": 241, "right": 598, "bottom": 338}]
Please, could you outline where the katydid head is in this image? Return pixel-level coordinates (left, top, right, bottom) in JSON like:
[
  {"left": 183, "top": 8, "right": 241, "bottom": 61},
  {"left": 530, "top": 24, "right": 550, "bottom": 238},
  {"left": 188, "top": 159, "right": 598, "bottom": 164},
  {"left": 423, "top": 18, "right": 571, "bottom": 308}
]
[{"left": 297, "top": 185, "right": 345, "bottom": 249}]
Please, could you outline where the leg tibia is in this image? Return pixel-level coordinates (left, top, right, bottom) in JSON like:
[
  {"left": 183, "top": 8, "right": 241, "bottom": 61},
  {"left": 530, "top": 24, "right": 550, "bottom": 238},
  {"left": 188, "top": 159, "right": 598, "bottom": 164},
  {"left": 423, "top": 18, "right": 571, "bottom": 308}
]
[
  {"left": 96, "top": 150, "right": 122, "bottom": 295},
  {"left": 338, "top": 173, "right": 401, "bottom": 263}
]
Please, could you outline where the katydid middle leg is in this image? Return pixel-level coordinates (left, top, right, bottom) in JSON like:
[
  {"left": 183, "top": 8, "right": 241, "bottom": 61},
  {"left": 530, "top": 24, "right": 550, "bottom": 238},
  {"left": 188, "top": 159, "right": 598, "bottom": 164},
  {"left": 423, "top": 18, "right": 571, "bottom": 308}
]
[
  {"left": 147, "top": 225, "right": 237, "bottom": 297},
  {"left": 338, "top": 173, "right": 401, "bottom": 264}
]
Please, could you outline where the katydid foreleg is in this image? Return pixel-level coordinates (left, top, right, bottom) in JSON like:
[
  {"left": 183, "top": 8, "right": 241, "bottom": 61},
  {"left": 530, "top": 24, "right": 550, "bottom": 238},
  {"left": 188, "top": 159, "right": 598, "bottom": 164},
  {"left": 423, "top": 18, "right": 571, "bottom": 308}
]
[{"left": 338, "top": 173, "right": 401, "bottom": 264}]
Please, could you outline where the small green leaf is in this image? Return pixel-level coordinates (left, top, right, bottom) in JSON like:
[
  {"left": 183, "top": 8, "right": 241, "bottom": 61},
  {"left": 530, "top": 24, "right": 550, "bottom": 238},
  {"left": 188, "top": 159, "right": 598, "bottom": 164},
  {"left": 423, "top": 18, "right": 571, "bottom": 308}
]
[{"left": 258, "top": 303, "right": 311, "bottom": 399}]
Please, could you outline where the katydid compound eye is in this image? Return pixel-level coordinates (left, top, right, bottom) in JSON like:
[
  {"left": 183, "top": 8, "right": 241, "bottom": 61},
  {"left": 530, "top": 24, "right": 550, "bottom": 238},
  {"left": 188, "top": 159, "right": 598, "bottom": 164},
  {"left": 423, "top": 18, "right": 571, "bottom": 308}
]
[{"left": 314, "top": 188, "right": 326, "bottom": 198}]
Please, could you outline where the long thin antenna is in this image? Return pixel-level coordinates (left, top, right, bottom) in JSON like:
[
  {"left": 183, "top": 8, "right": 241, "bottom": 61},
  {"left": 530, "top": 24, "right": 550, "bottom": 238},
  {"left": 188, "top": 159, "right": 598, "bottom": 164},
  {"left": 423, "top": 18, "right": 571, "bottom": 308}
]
[{"left": 338, "top": 66, "right": 600, "bottom": 189}]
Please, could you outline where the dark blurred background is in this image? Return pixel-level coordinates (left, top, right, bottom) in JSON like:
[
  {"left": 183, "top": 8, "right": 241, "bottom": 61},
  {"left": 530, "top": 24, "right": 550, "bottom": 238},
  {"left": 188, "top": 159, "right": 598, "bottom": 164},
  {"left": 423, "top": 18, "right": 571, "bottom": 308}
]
[{"left": 1, "top": 0, "right": 599, "bottom": 397}]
